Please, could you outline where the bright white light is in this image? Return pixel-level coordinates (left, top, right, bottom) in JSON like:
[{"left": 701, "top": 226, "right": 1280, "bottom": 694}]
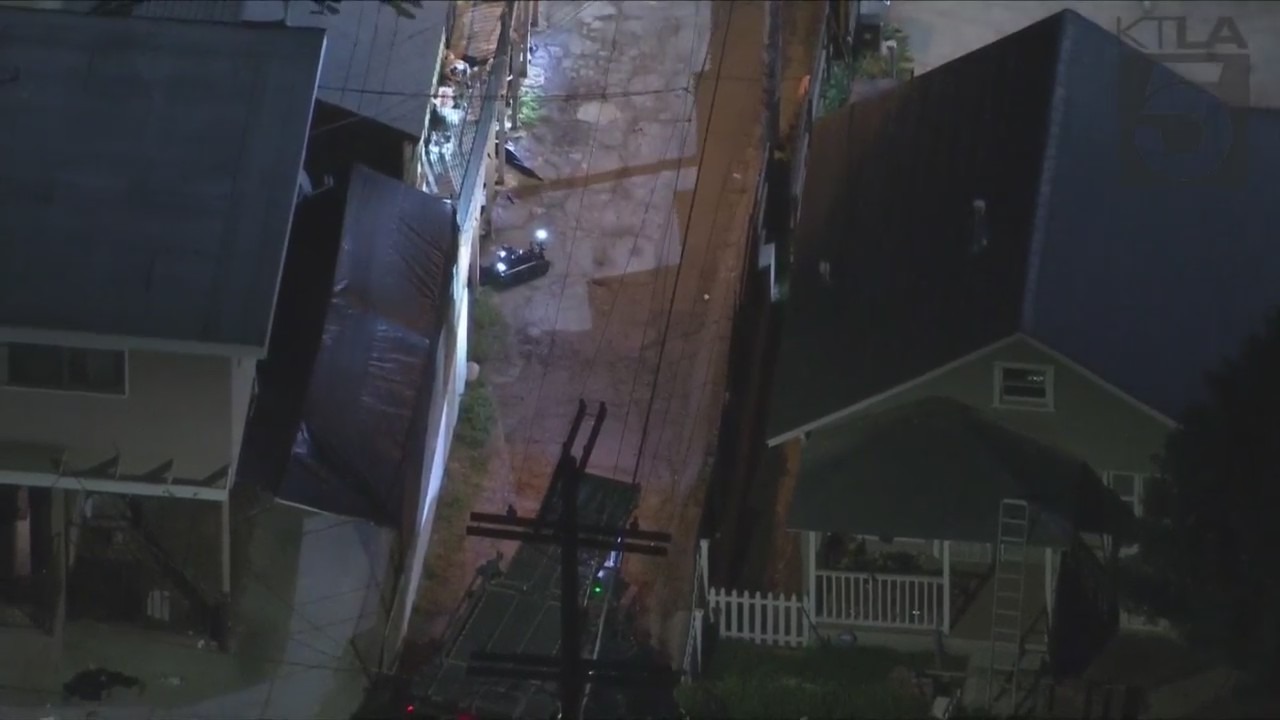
[
  {"left": 534, "top": 229, "right": 549, "bottom": 241},
  {"left": 495, "top": 262, "right": 507, "bottom": 272}
]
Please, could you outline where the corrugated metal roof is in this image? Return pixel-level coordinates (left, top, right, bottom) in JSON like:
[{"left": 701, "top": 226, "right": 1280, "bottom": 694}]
[
  {"left": 0, "top": 6, "right": 323, "bottom": 349},
  {"left": 769, "top": 10, "right": 1280, "bottom": 438},
  {"left": 114, "top": 0, "right": 451, "bottom": 137}
]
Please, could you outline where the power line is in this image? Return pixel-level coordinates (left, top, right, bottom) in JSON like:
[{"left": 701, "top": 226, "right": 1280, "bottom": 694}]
[
  {"left": 308, "top": 79, "right": 691, "bottom": 139},
  {"left": 315, "top": 83, "right": 692, "bottom": 101},
  {"left": 627, "top": 3, "right": 737, "bottom": 488},
  {"left": 596, "top": 7, "right": 716, "bottom": 476}
]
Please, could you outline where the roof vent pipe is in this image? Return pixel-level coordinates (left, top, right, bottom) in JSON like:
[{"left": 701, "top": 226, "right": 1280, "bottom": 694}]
[{"left": 970, "top": 198, "right": 989, "bottom": 254}]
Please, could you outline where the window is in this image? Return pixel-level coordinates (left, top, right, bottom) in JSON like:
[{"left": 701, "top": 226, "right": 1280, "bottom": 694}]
[
  {"left": 1105, "top": 471, "right": 1147, "bottom": 517},
  {"left": 0, "top": 343, "right": 127, "bottom": 396},
  {"left": 994, "top": 363, "right": 1054, "bottom": 410}
]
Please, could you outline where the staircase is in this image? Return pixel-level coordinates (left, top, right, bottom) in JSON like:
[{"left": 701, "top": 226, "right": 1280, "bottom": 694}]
[{"left": 986, "top": 499, "right": 1031, "bottom": 716}]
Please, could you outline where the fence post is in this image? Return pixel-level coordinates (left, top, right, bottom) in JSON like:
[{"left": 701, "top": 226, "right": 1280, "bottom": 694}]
[{"left": 699, "top": 538, "right": 710, "bottom": 601}]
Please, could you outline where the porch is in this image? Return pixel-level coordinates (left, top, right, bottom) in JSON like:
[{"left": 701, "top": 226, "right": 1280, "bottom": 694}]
[
  {"left": 805, "top": 534, "right": 1055, "bottom": 650},
  {"left": 785, "top": 398, "right": 1134, "bottom": 657}
]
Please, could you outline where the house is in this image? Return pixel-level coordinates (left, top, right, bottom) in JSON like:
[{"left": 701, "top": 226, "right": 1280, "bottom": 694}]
[
  {"left": 50, "top": 0, "right": 519, "bottom": 670},
  {"left": 753, "top": 6, "right": 1280, "bottom": 711},
  {"left": 0, "top": 6, "right": 408, "bottom": 718}
]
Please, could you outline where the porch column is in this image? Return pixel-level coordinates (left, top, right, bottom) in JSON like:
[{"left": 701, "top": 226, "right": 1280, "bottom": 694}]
[
  {"left": 220, "top": 498, "right": 231, "bottom": 596},
  {"left": 805, "top": 531, "right": 817, "bottom": 630},
  {"left": 1044, "top": 547, "right": 1054, "bottom": 625},
  {"left": 942, "top": 540, "right": 951, "bottom": 635}
]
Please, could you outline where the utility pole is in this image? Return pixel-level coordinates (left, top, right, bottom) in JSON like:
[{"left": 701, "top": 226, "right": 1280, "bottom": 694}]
[{"left": 464, "top": 401, "right": 676, "bottom": 720}]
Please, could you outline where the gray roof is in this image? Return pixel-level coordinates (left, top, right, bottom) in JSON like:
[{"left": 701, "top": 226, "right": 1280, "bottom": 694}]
[
  {"left": 125, "top": 0, "right": 451, "bottom": 137},
  {"left": 768, "top": 10, "right": 1280, "bottom": 439},
  {"left": 788, "top": 397, "right": 1134, "bottom": 546},
  {"left": 0, "top": 6, "right": 323, "bottom": 350}
]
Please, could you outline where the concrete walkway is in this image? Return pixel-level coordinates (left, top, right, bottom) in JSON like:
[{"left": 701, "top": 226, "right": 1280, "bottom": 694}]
[{"left": 887, "top": 1, "right": 1280, "bottom": 107}]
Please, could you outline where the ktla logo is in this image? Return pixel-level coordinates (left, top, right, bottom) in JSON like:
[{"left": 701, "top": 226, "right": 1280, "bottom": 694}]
[{"left": 1114, "top": 16, "right": 1251, "bottom": 186}]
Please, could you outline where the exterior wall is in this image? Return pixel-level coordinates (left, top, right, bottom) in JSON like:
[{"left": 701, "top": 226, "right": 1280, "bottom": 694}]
[
  {"left": 0, "top": 349, "right": 234, "bottom": 481},
  {"left": 228, "top": 357, "right": 256, "bottom": 484},
  {"left": 830, "top": 334, "right": 1174, "bottom": 634},
  {"left": 843, "top": 336, "right": 1170, "bottom": 482}
]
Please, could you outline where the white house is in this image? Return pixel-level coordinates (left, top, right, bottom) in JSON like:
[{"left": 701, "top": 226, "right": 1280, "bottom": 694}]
[{"left": 0, "top": 8, "right": 405, "bottom": 719}]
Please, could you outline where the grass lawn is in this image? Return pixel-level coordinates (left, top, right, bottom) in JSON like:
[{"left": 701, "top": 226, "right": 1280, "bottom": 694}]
[
  {"left": 419, "top": 380, "right": 495, "bottom": 594},
  {"left": 676, "top": 639, "right": 933, "bottom": 719}
]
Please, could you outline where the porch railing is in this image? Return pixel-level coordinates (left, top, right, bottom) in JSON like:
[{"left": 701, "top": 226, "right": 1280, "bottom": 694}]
[
  {"left": 814, "top": 569, "right": 946, "bottom": 630},
  {"left": 708, "top": 587, "right": 808, "bottom": 647}
]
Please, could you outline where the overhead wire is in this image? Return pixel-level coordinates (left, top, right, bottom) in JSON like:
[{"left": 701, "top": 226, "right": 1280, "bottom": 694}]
[
  {"left": 626, "top": 3, "right": 736, "bottom": 487},
  {"left": 508, "top": 13, "right": 626, "bottom": 481},
  {"left": 578, "top": 5, "right": 712, "bottom": 477}
]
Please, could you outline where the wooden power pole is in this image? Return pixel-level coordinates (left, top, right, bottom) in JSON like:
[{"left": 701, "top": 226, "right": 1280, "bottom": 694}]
[{"left": 464, "top": 400, "right": 676, "bottom": 720}]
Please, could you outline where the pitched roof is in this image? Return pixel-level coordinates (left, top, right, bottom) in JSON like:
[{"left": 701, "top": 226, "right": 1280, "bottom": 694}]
[
  {"left": 787, "top": 397, "right": 1133, "bottom": 545},
  {"left": 768, "top": 10, "right": 1280, "bottom": 440},
  {"left": 0, "top": 6, "right": 323, "bottom": 351},
  {"left": 122, "top": 0, "right": 452, "bottom": 137}
]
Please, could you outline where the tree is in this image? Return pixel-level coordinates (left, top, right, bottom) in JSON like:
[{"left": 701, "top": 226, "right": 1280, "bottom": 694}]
[{"left": 1123, "top": 308, "right": 1280, "bottom": 682}]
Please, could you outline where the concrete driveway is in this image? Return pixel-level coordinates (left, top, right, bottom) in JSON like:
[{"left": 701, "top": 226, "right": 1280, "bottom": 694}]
[{"left": 887, "top": 1, "right": 1280, "bottom": 107}]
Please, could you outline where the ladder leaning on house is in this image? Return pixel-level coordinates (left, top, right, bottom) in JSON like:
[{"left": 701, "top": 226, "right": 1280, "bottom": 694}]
[{"left": 986, "top": 498, "right": 1030, "bottom": 715}]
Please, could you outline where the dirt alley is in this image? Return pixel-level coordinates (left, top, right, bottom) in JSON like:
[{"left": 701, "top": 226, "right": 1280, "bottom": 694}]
[{"left": 473, "top": 0, "right": 768, "bottom": 658}]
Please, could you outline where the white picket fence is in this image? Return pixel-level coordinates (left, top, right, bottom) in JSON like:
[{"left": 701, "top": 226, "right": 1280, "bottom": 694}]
[
  {"left": 708, "top": 587, "right": 809, "bottom": 647},
  {"left": 814, "top": 570, "right": 947, "bottom": 630}
]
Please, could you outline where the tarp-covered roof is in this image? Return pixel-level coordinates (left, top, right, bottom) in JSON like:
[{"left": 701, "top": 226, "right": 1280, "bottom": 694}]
[
  {"left": 788, "top": 397, "right": 1134, "bottom": 546},
  {"left": 768, "top": 10, "right": 1280, "bottom": 440},
  {"left": 0, "top": 6, "right": 322, "bottom": 350},
  {"left": 276, "top": 165, "right": 456, "bottom": 526},
  {"left": 236, "top": 149, "right": 455, "bottom": 529}
]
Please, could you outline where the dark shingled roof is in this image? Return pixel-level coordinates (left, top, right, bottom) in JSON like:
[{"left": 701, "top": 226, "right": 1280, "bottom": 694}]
[
  {"left": 768, "top": 9, "right": 1280, "bottom": 440},
  {"left": 0, "top": 6, "right": 323, "bottom": 350},
  {"left": 787, "top": 397, "right": 1134, "bottom": 545},
  {"left": 122, "top": 0, "right": 453, "bottom": 137}
]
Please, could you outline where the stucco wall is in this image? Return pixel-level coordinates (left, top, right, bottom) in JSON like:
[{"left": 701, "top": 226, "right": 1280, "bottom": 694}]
[{"left": 0, "top": 349, "right": 234, "bottom": 480}]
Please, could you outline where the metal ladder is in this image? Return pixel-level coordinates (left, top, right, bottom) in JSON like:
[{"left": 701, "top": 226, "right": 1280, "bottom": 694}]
[{"left": 986, "top": 498, "right": 1030, "bottom": 715}]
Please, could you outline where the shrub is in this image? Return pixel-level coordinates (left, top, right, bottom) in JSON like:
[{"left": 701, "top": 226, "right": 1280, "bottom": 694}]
[
  {"left": 455, "top": 379, "right": 496, "bottom": 453},
  {"left": 469, "top": 289, "right": 506, "bottom": 365}
]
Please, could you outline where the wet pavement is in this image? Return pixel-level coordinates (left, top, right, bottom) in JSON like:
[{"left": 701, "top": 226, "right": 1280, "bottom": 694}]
[{"left": 480, "top": 0, "right": 769, "bottom": 657}]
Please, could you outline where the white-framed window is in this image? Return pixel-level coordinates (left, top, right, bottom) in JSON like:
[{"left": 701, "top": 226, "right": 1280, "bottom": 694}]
[
  {"left": 1105, "top": 471, "right": 1148, "bottom": 517},
  {"left": 0, "top": 342, "right": 128, "bottom": 397},
  {"left": 993, "top": 362, "right": 1054, "bottom": 410}
]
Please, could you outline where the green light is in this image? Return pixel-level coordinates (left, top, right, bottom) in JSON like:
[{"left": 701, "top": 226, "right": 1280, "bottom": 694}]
[{"left": 592, "top": 583, "right": 603, "bottom": 594}]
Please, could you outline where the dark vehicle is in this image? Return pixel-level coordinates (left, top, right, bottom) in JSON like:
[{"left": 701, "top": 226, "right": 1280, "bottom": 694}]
[{"left": 478, "top": 242, "right": 551, "bottom": 289}]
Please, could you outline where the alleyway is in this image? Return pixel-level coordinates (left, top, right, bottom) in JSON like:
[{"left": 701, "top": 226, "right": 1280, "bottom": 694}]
[{"left": 481, "top": 0, "right": 766, "bottom": 653}]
